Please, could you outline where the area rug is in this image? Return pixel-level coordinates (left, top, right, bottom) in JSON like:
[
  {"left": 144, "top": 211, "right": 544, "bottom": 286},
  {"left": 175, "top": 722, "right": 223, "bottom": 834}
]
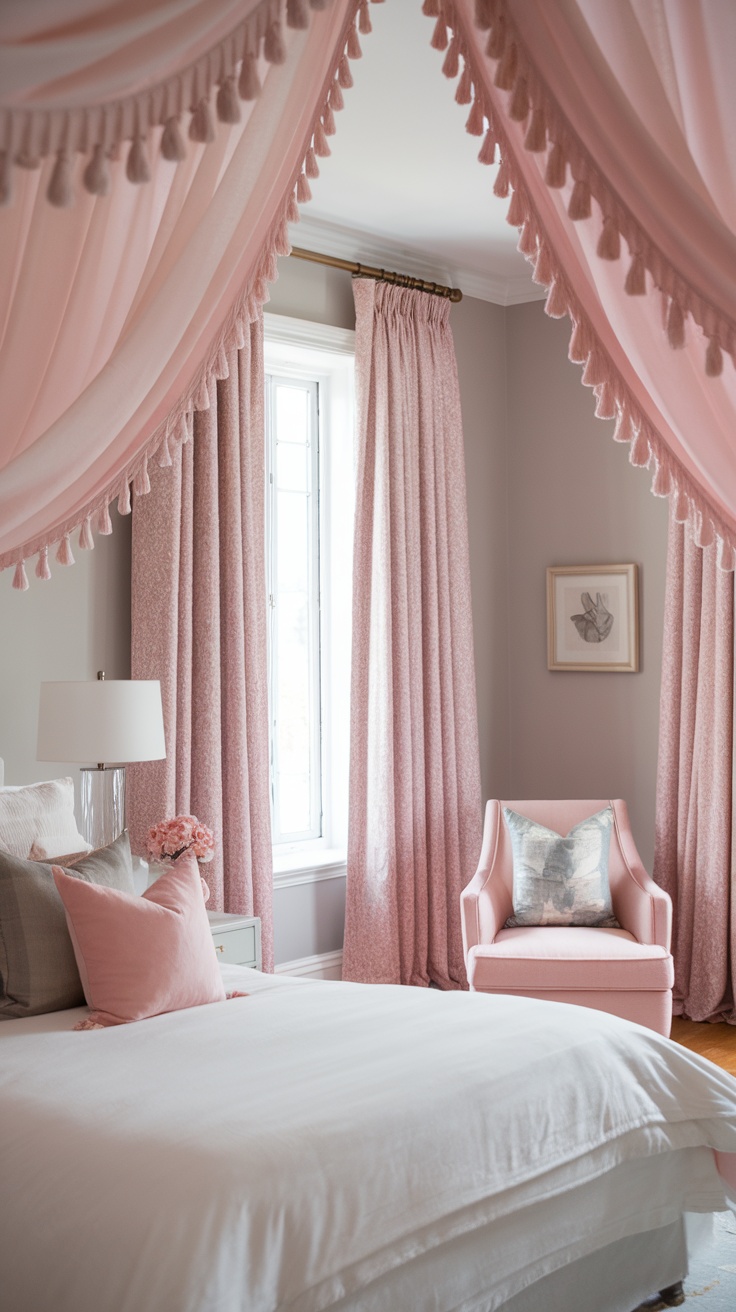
[{"left": 635, "top": 1212, "right": 736, "bottom": 1310}]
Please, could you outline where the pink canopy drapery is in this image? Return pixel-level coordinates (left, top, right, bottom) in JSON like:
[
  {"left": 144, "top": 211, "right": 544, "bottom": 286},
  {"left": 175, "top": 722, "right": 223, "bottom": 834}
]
[{"left": 0, "top": 0, "right": 369, "bottom": 585}]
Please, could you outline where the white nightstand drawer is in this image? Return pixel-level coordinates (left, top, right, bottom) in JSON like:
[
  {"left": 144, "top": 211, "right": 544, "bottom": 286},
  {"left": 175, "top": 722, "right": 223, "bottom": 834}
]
[{"left": 208, "top": 913, "right": 261, "bottom": 970}]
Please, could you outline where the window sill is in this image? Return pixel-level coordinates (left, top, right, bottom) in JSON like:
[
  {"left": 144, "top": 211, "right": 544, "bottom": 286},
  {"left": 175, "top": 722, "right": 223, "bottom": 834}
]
[{"left": 272, "top": 847, "right": 347, "bottom": 889}]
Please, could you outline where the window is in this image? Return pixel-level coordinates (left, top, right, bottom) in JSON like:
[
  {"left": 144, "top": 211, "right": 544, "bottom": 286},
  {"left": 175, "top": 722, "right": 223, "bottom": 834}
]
[{"left": 264, "top": 315, "right": 355, "bottom": 879}]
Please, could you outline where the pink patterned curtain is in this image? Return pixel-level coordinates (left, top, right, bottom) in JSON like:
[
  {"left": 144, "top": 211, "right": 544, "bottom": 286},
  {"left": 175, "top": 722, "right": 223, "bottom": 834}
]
[
  {"left": 654, "top": 517, "right": 735, "bottom": 1023},
  {"left": 127, "top": 325, "right": 274, "bottom": 971},
  {"left": 438, "top": 0, "right": 736, "bottom": 565},
  {"left": 343, "top": 279, "right": 482, "bottom": 989},
  {"left": 0, "top": 0, "right": 368, "bottom": 588}
]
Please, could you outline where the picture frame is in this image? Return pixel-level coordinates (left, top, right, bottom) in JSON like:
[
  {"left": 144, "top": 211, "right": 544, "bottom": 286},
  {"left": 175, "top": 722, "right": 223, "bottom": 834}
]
[{"left": 547, "top": 564, "right": 639, "bottom": 672}]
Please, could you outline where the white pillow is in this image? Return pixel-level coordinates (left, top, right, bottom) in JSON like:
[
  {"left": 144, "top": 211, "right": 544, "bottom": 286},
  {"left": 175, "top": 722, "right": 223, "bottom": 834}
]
[{"left": 0, "top": 778, "right": 91, "bottom": 860}]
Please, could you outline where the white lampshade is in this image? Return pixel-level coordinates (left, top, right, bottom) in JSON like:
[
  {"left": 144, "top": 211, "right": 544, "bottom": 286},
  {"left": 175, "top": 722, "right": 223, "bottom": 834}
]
[{"left": 37, "top": 680, "right": 166, "bottom": 765}]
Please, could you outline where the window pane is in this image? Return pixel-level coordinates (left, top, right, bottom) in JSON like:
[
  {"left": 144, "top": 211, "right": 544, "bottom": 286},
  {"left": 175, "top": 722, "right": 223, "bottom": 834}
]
[
  {"left": 277, "top": 491, "right": 308, "bottom": 594},
  {"left": 277, "top": 441, "right": 308, "bottom": 493},
  {"left": 276, "top": 385, "right": 308, "bottom": 443}
]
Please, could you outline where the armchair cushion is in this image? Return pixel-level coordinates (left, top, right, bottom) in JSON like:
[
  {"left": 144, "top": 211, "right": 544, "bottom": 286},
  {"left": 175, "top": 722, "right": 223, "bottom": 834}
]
[
  {"left": 468, "top": 926, "right": 674, "bottom": 993},
  {"left": 503, "top": 805, "right": 619, "bottom": 928}
]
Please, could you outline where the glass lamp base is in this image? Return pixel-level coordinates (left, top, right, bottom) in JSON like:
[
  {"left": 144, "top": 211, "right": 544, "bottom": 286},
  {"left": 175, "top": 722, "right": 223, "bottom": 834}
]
[{"left": 79, "top": 767, "right": 126, "bottom": 849}]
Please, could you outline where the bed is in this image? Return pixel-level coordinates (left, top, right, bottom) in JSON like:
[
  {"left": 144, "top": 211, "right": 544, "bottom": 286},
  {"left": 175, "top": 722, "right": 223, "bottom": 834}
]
[{"left": 2, "top": 963, "right": 736, "bottom": 1312}]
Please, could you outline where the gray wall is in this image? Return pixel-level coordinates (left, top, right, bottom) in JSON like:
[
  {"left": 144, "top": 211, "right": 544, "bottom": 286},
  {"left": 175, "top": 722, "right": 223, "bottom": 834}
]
[
  {"left": 505, "top": 303, "right": 669, "bottom": 869},
  {"left": 0, "top": 266, "right": 669, "bottom": 962}
]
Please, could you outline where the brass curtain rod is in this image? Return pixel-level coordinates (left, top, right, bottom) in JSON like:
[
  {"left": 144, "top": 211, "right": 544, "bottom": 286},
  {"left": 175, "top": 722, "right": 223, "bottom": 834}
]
[{"left": 290, "top": 246, "right": 462, "bottom": 302}]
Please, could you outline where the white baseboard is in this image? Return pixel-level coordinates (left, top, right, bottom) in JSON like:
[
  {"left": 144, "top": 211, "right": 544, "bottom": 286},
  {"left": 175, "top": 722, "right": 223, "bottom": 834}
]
[{"left": 275, "top": 949, "right": 343, "bottom": 981}]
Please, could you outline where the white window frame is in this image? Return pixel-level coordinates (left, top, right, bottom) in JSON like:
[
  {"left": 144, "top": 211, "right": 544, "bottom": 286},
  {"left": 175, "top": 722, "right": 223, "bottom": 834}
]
[{"left": 264, "top": 314, "right": 355, "bottom": 888}]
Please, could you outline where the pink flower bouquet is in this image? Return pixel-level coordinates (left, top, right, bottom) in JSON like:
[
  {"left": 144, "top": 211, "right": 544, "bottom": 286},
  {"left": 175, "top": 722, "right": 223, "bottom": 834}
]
[{"left": 147, "top": 815, "right": 215, "bottom": 903}]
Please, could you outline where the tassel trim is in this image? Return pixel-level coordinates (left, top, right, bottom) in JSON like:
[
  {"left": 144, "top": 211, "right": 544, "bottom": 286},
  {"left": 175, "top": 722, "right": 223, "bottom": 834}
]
[{"left": 2, "top": 0, "right": 376, "bottom": 588}]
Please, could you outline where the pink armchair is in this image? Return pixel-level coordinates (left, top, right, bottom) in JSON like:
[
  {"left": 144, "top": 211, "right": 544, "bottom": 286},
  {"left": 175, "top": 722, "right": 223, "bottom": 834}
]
[{"left": 461, "top": 800, "right": 674, "bottom": 1035}]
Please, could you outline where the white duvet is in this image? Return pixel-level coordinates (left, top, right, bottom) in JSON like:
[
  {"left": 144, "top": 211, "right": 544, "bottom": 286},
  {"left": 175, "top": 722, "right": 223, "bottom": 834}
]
[{"left": 2, "top": 966, "right": 736, "bottom": 1312}]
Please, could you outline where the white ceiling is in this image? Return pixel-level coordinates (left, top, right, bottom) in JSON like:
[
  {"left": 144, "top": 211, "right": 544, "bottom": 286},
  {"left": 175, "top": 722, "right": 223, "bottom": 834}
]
[{"left": 294, "top": 1, "right": 542, "bottom": 305}]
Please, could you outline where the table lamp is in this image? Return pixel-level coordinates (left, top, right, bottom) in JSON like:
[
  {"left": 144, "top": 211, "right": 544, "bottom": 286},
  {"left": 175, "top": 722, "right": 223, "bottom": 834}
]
[{"left": 37, "top": 673, "right": 166, "bottom": 848}]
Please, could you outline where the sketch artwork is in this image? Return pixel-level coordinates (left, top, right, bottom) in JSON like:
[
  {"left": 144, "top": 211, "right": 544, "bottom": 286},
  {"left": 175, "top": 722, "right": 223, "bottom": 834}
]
[{"left": 570, "top": 591, "right": 613, "bottom": 644}]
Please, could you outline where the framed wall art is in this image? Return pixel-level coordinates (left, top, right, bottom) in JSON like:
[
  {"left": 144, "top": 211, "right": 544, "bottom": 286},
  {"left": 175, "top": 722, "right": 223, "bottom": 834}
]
[{"left": 547, "top": 564, "right": 639, "bottom": 672}]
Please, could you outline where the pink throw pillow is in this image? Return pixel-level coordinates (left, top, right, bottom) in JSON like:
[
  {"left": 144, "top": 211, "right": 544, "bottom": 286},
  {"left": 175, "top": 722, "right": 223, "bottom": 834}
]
[{"left": 53, "top": 850, "right": 225, "bottom": 1027}]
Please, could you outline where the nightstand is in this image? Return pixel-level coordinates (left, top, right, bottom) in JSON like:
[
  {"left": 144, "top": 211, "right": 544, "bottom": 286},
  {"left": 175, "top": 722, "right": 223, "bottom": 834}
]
[{"left": 208, "top": 912, "right": 262, "bottom": 971}]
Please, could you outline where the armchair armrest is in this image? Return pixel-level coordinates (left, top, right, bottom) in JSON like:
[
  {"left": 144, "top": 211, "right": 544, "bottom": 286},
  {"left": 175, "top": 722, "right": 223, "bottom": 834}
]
[
  {"left": 461, "top": 800, "right": 513, "bottom": 955},
  {"left": 611, "top": 802, "right": 672, "bottom": 951}
]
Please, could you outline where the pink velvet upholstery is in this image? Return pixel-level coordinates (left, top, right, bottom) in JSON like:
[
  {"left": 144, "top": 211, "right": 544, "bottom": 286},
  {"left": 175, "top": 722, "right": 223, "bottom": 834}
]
[{"left": 461, "top": 800, "right": 674, "bottom": 1035}]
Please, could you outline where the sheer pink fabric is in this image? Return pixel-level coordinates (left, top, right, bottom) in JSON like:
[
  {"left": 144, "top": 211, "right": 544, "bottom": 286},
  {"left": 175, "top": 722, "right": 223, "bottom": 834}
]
[
  {"left": 343, "top": 279, "right": 482, "bottom": 989},
  {"left": 127, "top": 325, "right": 274, "bottom": 971},
  {"left": 0, "top": 0, "right": 364, "bottom": 585},
  {"left": 441, "top": 0, "right": 736, "bottom": 563},
  {"left": 654, "top": 516, "right": 735, "bottom": 1022}
]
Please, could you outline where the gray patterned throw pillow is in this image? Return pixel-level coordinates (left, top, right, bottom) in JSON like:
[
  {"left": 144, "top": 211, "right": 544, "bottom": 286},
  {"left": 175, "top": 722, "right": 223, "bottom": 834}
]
[{"left": 503, "top": 806, "right": 619, "bottom": 928}]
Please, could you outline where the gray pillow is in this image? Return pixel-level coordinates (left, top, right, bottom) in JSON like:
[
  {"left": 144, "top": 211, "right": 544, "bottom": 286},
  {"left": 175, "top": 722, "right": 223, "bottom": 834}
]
[
  {"left": 0, "top": 830, "right": 135, "bottom": 1020},
  {"left": 503, "top": 806, "right": 619, "bottom": 928}
]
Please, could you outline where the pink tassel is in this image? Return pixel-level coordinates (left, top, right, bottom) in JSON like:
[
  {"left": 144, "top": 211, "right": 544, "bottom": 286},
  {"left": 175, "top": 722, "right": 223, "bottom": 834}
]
[
  {"left": 508, "top": 76, "right": 530, "bottom": 122},
  {"left": 629, "top": 429, "right": 651, "bottom": 468},
  {"left": 305, "top": 146, "right": 319, "bottom": 179},
  {"left": 545, "top": 279, "right": 568, "bottom": 318},
  {"left": 518, "top": 221, "right": 537, "bottom": 258},
  {"left": 582, "top": 351, "right": 607, "bottom": 386},
  {"left": 596, "top": 217, "right": 620, "bottom": 260},
  {"left": 705, "top": 336, "right": 723, "bottom": 377},
  {"left": 466, "top": 98, "right": 485, "bottom": 136},
  {"left": 216, "top": 78, "right": 241, "bottom": 124},
  {"left": 624, "top": 251, "right": 646, "bottom": 295},
  {"left": 568, "top": 178, "right": 591, "bottom": 220},
  {"left": 15, "top": 151, "right": 41, "bottom": 170},
  {"left": 56, "top": 534, "right": 75, "bottom": 566},
  {"left": 534, "top": 242, "right": 554, "bottom": 286},
  {"left": 83, "top": 144, "right": 110, "bottom": 196},
  {"left": 35, "top": 547, "right": 51, "bottom": 581},
  {"left": 323, "top": 104, "right": 336, "bottom": 135},
  {"left": 189, "top": 100, "right": 215, "bottom": 143},
  {"left": 524, "top": 105, "right": 546, "bottom": 151},
  {"left": 313, "top": 121, "right": 330, "bottom": 157},
  {"left": 545, "top": 141, "right": 567, "bottom": 188},
  {"left": 486, "top": 17, "right": 506, "bottom": 60},
  {"left": 456, "top": 65, "right": 473, "bottom": 105},
  {"left": 12, "top": 560, "right": 29, "bottom": 591},
  {"left": 478, "top": 128, "right": 497, "bottom": 165},
  {"left": 239, "top": 53, "right": 261, "bottom": 101},
  {"left": 133, "top": 458, "right": 151, "bottom": 497},
  {"left": 158, "top": 433, "right": 173, "bottom": 467},
  {"left": 79, "top": 517, "right": 94, "bottom": 550},
  {"left": 612, "top": 408, "right": 634, "bottom": 443},
  {"left": 347, "top": 23, "right": 362, "bottom": 59},
  {"left": 126, "top": 137, "right": 150, "bottom": 184},
  {"left": 493, "top": 158, "right": 510, "bottom": 198},
  {"left": 96, "top": 502, "right": 113, "bottom": 535},
  {"left": 287, "top": 191, "right": 300, "bottom": 222},
  {"left": 330, "top": 81, "right": 345, "bottom": 113},
  {"left": 265, "top": 21, "right": 286, "bottom": 64},
  {"left": 431, "top": 16, "right": 449, "bottom": 50},
  {"left": 651, "top": 460, "right": 673, "bottom": 497},
  {"left": 443, "top": 37, "right": 460, "bottom": 79},
  {"left": 274, "top": 215, "right": 290, "bottom": 256},
  {"left": 337, "top": 55, "right": 353, "bottom": 89},
  {"left": 193, "top": 377, "right": 210, "bottom": 410},
  {"left": 161, "top": 117, "right": 186, "bottom": 162},
  {"left": 118, "top": 480, "right": 132, "bottom": 516},
  {"left": 475, "top": 0, "right": 496, "bottom": 28},
  {"left": 672, "top": 487, "right": 690, "bottom": 523},
  {"left": 0, "top": 151, "right": 12, "bottom": 206},
  {"left": 494, "top": 41, "right": 518, "bottom": 91},
  {"left": 666, "top": 299, "right": 685, "bottom": 349},
  {"left": 296, "top": 172, "right": 311, "bottom": 203},
  {"left": 594, "top": 381, "right": 616, "bottom": 419},
  {"left": 47, "top": 149, "right": 73, "bottom": 207},
  {"left": 287, "top": 0, "right": 310, "bottom": 29},
  {"left": 507, "top": 188, "right": 526, "bottom": 227},
  {"left": 263, "top": 248, "right": 279, "bottom": 283},
  {"left": 422, "top": 0, "right": 440, "bottom": 14},
  {"left": 309, "top": 0, "right": 330, "bottom": 9},
  {"left": 358, "top": 0, "right": 372, "bottom": 35}
]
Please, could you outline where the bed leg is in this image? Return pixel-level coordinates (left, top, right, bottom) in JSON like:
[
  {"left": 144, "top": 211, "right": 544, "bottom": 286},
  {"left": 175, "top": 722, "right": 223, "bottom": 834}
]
[{"left": 658, "top": 1282, "right": 685, "bottom": 1307}]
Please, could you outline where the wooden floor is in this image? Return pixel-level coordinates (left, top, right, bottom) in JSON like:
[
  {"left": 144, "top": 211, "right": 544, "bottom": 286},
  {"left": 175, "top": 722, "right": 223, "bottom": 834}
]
[{"left": 669, "top": 1017, "right": 736, "bottom": 1076}]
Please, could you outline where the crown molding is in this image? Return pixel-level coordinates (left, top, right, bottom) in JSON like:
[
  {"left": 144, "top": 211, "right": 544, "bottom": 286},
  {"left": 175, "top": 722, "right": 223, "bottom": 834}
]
[{"left": 289, "top": 215, "right": 546, "bottom": 308}]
